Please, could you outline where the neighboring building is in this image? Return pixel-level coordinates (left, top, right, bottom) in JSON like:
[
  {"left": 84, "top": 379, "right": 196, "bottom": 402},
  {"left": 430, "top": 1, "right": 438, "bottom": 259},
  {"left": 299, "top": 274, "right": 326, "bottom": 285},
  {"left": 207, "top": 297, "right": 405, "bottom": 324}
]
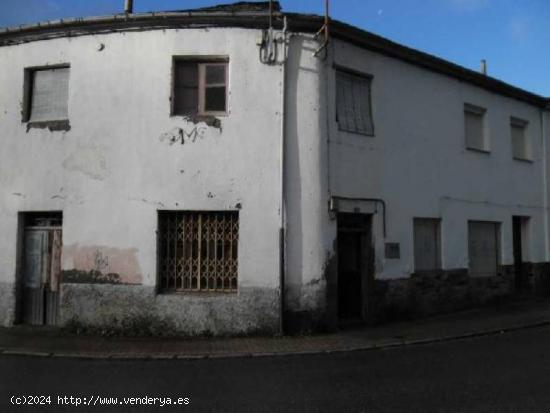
[{"left": 1, "top": 1, "right": 549, "bottom": 335}]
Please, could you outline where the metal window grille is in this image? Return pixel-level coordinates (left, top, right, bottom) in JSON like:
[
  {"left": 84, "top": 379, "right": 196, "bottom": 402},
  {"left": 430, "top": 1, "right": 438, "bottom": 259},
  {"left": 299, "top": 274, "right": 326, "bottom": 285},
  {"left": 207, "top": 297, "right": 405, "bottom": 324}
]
[{"left": 158, "top": 211, "right": 238, "bottom": 292}]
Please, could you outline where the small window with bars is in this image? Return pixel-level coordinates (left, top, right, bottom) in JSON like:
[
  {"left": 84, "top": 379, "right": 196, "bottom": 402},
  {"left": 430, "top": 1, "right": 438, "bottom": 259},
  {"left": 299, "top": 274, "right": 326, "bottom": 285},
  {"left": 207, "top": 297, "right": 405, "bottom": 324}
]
[
  {"left": 336, "top": 68, "right": 374, "bottom": 136},
  {"left": 157, "top": 211, "right": 238, "bottom": 293},
  {"left": 23, "top": 66, "right": 70, "bottom": 123},
  {"left": 172, "top": 59, "right": 228, "bottom": 116}
]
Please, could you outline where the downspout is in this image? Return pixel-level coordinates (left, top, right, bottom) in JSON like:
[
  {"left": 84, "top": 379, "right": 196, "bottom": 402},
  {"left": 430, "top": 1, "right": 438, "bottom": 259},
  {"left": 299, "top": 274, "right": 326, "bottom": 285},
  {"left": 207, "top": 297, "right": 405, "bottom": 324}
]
[
  {"left": 279, "top": 16, "right": 288, "bottom": 335},
  {"left": 542, "top": 107, "right": 549, "bottom": 261}
]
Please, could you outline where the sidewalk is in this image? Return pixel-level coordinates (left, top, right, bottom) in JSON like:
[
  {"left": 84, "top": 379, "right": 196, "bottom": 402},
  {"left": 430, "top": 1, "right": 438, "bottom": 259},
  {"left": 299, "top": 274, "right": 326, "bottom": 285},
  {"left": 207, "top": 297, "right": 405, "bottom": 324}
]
[{"left": 2, "top": 298, "right": 550, "bottom": 360}]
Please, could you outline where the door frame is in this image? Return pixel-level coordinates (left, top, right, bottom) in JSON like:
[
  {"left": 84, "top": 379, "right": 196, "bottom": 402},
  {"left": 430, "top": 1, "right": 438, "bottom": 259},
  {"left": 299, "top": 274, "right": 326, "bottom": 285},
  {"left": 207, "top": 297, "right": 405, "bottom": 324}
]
[
  {"left": 15, "top": 211, "right": 63, "bottom": 325},
  {"left": 336, "top": 212, "right": 374, "bottom": 324},
  {"left": 512, "top": 216, "right": 529, "bottom": 293}
]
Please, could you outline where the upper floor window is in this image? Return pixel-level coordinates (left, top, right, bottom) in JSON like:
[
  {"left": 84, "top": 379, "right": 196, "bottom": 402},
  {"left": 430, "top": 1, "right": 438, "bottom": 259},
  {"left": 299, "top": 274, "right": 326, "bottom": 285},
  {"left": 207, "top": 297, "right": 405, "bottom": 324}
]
[
  {"left": 336, "top": 69, "right": 374, "bottom": 136},
  {"left": 464, "top": 103, "right": 488, "bottom": 152},
  {"left": 23, "top": 66, "right": 70, "bottom": 123},
  {"left": 172, "top": 58, "right": 228, "bottom": 117},
  {"left": 511, "top": 117, "right": 531, "bottom": 161}
]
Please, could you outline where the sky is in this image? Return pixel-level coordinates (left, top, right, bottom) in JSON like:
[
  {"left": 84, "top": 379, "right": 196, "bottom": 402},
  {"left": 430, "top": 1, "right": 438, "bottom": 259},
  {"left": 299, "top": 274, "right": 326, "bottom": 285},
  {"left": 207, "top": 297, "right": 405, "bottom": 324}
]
[{"left": 1, "top": 0, "right": 549, "bottom": 96}]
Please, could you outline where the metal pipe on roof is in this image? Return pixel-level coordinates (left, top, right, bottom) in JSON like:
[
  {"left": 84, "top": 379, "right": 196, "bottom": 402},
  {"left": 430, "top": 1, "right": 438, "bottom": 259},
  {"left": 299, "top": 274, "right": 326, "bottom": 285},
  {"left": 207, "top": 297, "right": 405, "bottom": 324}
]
[
  {"left": 480, "top": 59, "right": 487, "bottom": 75},
  {"left": 125, "top": 0, "right": 133, "bottom": 14}
]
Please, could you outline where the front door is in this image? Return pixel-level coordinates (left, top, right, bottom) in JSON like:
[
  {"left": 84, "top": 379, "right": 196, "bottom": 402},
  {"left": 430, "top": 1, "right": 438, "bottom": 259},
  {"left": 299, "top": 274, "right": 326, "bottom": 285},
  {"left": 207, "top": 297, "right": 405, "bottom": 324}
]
[
  {"left": 21, "top": 213, "right": 62, "bottom": 325},
  {"left": 337, "top": 213, "right": 372, "bottom": 321}
]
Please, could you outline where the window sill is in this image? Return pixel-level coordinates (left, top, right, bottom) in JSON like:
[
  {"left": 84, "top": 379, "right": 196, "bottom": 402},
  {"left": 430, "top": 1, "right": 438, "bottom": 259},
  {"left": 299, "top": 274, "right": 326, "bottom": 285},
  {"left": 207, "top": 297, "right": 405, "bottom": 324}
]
[
  {"left": 170, "top": 113, "right": 224, "bottom": 128},
  {"left": 513, "top": 157, "right": 533, "bottom": 163},
  {"left": 156, "top": 290, "right": 238, "bottom": 297},
  {"left": 465, "top": 147, "right": 490, "bottom": 155},
  {"left": 25, "top": 119, "right": 71, "bottom": 132},
  {"left": 337, "top": 125, "right": 375, "bottom": 137}
]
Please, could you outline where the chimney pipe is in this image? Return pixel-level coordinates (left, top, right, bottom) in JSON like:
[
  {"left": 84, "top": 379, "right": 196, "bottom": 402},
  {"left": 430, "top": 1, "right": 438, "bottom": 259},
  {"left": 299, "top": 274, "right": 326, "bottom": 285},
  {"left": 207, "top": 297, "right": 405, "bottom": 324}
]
[
  {"left": 125, "top": 0, "right": 133, "bottom": 14},
  {"left": 480, "top": 59, "right": 487, "bottom": 75}
]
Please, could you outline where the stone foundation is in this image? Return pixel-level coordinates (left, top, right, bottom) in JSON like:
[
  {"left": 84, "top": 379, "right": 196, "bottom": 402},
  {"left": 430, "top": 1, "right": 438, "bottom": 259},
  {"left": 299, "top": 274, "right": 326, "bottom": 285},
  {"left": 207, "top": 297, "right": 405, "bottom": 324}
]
[
  {"left": 370, "top": 263, "right": 550, "bottom": 323},
  {"left": 0, "top": 282, "right": 15, "bottom": 326},
  {"left": 59, "top": 283, "right": 280, "bottom": 336}
]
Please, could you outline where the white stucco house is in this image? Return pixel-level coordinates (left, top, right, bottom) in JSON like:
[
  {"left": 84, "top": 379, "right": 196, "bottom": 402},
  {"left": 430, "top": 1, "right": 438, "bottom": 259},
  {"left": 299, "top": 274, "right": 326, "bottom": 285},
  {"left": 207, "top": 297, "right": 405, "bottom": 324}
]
[{"left": 1, "top": 1, "right": 549, "bottom": 335}]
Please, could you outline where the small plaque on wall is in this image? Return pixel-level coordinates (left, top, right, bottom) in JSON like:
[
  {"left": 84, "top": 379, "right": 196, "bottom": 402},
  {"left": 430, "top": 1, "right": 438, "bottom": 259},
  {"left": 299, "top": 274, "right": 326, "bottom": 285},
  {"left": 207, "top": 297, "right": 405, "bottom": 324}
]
[{"left": 385, "top": 242, "right": 400, "bottom": 259}]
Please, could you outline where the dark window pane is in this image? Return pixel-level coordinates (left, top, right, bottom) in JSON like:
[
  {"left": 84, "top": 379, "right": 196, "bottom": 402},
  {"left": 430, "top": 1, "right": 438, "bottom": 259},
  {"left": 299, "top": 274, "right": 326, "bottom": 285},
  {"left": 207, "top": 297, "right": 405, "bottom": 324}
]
[
  {"left": 204, "top": 87, "right": 226, "bottom": 112},
  {"left": 174, "top": 87, "right": 198, "bottom": 115},
  {"left": 205, "top": 65, "right": 226, "bottom": 85},
  {"left": 175, "top": 62, "right": 198, "bottom": 87},
  {"left": 174, "top": 62, "right": 198, "bottom": 115}
]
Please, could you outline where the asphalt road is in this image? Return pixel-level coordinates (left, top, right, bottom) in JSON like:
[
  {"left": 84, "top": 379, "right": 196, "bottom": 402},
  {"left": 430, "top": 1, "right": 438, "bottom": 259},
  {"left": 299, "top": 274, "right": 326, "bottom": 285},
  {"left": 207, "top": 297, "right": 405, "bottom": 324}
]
[{"left": 3, "top": 325, "right": 550, "bottom": 412}]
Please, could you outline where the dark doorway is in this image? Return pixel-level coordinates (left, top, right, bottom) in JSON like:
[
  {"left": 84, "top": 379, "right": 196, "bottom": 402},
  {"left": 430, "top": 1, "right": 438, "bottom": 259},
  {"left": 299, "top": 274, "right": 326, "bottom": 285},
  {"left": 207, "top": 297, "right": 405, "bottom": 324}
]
[
  {"left": 18, "top": 212, "right": 62, "bottom": 326},
  {"left": 512, "top": 216, "right": 529, "bottom": 293},
  {"left": 337, "top": 213, "right": 373, "bottom": 322}
]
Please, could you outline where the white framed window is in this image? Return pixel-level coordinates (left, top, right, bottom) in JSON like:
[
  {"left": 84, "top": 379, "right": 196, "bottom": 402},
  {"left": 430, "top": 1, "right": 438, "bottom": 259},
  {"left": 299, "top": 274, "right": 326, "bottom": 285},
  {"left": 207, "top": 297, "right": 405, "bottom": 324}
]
[
  {"left": 24, "top": 66, "right": 70, "bottom": 123},
  {"left": 336, "top": 69, "right": 374, "bottom": 135},
  {"left": 464, "top": 103, "right": 488, "bottom": 152},
  {"left": 468, "top": 221, "right": 500, "bottom": 277},
  {"left": 413, "top": 218, "right": 441, "bottom": 272},
  {"left": 511, "top": 117, "right": 531, "bottom": 161},
  {"left": 172, "top": 59, "right": 228, "bottom": 117}
]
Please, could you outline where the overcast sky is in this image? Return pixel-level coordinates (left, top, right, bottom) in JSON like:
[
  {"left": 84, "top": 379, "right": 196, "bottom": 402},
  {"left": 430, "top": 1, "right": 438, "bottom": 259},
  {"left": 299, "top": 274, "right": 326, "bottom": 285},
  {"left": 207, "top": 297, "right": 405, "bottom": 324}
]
[{"left": 1, "top": 0, "right": 549, "bottom": 96}]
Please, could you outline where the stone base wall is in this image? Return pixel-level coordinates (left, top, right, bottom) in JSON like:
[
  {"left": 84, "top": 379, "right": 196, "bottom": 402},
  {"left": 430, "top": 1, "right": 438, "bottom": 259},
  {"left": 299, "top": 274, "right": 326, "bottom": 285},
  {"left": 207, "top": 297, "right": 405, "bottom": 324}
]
[
  {"left": 59, "top": 284, "right": 280, "bottom": 336},
  {"left": 0, "top": 282, "right": 15, "bottom": 327},
  {"left": 370, "top": 262, "right": 550, "bottom": 323}
]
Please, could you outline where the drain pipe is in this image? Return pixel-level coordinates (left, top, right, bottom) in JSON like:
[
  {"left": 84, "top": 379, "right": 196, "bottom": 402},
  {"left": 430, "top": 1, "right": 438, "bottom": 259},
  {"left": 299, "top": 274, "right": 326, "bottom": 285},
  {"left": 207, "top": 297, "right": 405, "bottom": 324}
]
[
  {"left": 279, "top": 16, "right": 288, "bottom": 335},
  {"left": 542, "top": 108, "right": 549, "bottom": 261}
]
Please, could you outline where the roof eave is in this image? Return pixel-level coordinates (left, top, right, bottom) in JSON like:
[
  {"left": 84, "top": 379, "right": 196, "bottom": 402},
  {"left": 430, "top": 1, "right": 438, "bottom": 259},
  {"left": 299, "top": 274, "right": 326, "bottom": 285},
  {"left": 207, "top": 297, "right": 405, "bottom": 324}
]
[{"left": 0, "top": 11, "right": 546, "bottom": 107}]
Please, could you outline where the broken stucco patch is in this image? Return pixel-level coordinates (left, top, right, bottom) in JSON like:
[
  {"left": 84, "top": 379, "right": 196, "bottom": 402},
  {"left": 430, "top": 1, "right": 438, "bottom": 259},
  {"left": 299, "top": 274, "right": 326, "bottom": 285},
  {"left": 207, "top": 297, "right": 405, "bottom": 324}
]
[
  {"left": 62, "top": 143, "right": 109, "bottom": 180},
  {"left": 159, "top": 116, "right": 222, "bottom": 146},
  {"left": 62, "top": 244, "right": 142, "bottom": 284},
  {"left": 26, "top": 119, "right": 71, "bottom": 132},
  {"left": 61, "top": 269, "right": 123, "bottom": 284}
]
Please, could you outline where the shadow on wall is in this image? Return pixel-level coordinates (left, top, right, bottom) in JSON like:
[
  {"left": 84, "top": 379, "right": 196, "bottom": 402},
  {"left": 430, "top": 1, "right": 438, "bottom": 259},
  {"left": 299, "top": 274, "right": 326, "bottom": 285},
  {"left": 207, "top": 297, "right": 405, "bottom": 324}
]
[{"left": 284, "top": 35, "right": 328, "bottom": 332}]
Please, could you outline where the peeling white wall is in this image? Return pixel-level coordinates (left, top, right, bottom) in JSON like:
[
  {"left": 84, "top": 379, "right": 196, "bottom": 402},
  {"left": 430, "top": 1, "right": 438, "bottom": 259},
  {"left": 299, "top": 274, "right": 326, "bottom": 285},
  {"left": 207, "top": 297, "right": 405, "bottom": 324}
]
[{"left": 0, "top": 28, "right": 285, "bottom": 328}]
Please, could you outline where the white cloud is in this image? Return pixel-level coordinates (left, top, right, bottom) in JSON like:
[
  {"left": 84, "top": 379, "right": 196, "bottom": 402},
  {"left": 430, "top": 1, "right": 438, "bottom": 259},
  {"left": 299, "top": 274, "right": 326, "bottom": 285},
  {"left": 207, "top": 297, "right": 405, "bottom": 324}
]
[{"left": 510, "top": 16, "right": 530, "bottom": 43}]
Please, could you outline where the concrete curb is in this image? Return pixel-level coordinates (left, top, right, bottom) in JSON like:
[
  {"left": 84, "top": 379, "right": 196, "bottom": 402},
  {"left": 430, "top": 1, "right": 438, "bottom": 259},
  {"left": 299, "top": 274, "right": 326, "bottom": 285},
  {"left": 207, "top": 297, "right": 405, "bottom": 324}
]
[{"left": 2, "top": 318, "right": 550, "bottom": 360}]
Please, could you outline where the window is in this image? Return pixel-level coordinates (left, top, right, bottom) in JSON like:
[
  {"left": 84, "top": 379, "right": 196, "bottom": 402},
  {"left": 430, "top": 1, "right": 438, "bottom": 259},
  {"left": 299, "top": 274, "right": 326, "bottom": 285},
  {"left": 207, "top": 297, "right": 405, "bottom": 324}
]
[
  {"left": 464, "top": 103, "right": 488, "bottom": 152},
  {"left": 468, "top": 221, "right": 500, "bottom": 277},
  {"left": 336, "top": 69, "right": 374, "bottom": 135},
  {"left": 157, "top": 211, "right": 238, "bottom": 292},
  {"left": 24, "top": 66, "right": 69, "bottom": 123},
  {"left": 172, "top": 59, "right": 228, "bottom": 116},
  {"left": 413, "top": 218, "right": 441, "bottom": 272},
  {"left": 511, "top": 117, "right": 531, "bottom": 161}
]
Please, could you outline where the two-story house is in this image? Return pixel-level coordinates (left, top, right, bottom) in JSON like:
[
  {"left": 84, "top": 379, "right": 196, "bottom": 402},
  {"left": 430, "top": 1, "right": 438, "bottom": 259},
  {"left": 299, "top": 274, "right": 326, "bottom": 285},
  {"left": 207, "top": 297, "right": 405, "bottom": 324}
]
[{"left": 1, "top": 1, "right": 549, "bottom": 335}]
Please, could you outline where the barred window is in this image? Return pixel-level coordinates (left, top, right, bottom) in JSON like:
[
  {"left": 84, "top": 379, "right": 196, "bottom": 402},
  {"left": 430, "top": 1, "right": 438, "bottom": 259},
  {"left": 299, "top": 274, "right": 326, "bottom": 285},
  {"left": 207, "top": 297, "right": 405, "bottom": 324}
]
[{"left": 158, "top": 211, "right": 238, "bottom": 292}]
